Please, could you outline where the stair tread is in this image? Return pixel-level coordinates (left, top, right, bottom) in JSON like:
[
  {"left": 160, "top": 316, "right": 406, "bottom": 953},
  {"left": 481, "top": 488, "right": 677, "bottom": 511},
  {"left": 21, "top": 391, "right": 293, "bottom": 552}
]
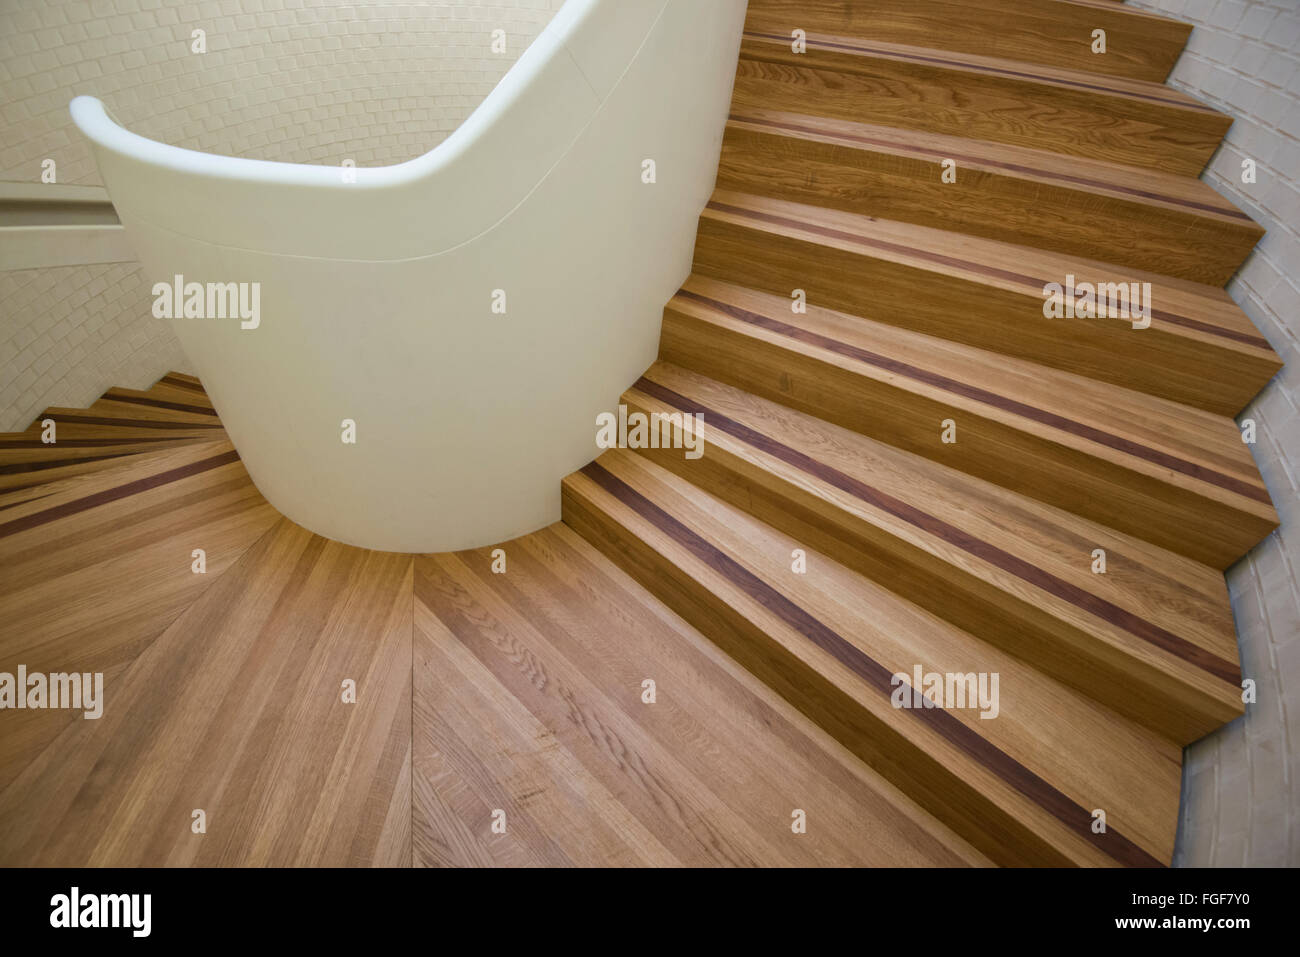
[
  {"left": 89, "top": 398, "right": 220, "bottom": 424},
  {"left": 675, "top": 276, "right": 1272, "bottom": 518},
  {"left": 566, "top": 450, "right": 1182, "bottom": 865},
  {"left": 0, "top": 453, "right": 150, "bottom": 502},
  {"left": 0, "top": 435, "right": 217, "bottom": 472},
  {"left": 159, "top": 371, "right": 204, "bottom": 390},
  {"left": 704, "top": 189, "right": 1276, "bottom": 359},
  {"left": 726, "top": 107, "right": 1256, "bottom": 226},
  {"left": 744, "top": 0, "right": 1192, "bottom": 83},
  {"left": 38, "top": 405, "right": 225, "bottom": 433},
  {"left": 743, "top": 30, "right": 1213, "bottom": 113},
  {"left": 101, "top": 387, "right": 219, "bottom": 419}
]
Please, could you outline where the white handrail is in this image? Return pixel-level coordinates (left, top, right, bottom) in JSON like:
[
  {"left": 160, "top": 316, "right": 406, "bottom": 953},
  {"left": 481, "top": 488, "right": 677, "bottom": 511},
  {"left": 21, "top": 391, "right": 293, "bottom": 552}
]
[
  {"left": 71, "top": 0, "right": 673, "bottom": 262},
  {"left": 70, "top": 0, "right": 748, "bottom": 553}
]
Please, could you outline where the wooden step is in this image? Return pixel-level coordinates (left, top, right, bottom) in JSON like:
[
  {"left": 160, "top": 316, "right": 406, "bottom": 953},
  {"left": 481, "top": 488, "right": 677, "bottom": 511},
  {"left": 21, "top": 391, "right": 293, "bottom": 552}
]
[
  {"left": 693, "top": 191, "right": 1281, "bottom": 417},
  {"left": 0, "top": 435, "right": 216, "bottom": 480},
  {"left": 159, "top": 371, "right": 205, "bottom": 391},
  {"left": 413, "top": 525, "right": 988, "bottom": 866},
  {"left": 744, "top": 0, "right": 1192, "bottom": 83},
  {"left": 0, "top": 516, "right": 409, "bottom": 866},
  {"left": 718, "top": 109, "right": 1263, "bottom": 285},
  {"left": 0, "top": 374, "right": 225, "bottom": 491},
  {"left": 0, "top": 404, "right": 219, "bottom": 511},
  {"left": 0, "top": 454, "right": 157, "bottom": 505},
  {"left": 102, "top": 386, "right": 219, "bottom": 419},
  {"left": 87, "top": 398, "right": 220, "bottom": 425},
  {"left": 563, "top": 450, "right": 1183, "bottom": 866},
  {"left": 622, "top": 360, "right": 1244, "bottom": 743},
  {"left": 0, "top": 439, "right": 279, "bottom": 796},
  {"left": 145, "top": 371, "right": 216, "bottom": 408},
  {"left": 733, "top": 31, "right": 1230, "bottom": 176},
  {"left": 660, "top": 278, "right": 1277, "bottom": 570},
  {"left": 35, "top": 405, "right": 225, "bottom": 440}
]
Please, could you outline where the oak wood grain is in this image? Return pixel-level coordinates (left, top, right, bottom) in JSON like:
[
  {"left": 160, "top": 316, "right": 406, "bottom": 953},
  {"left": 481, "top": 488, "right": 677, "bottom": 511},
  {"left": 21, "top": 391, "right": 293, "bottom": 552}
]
[
  {"left": 718, "top": 109, "right": 1262, "bottom": 285},
  {"left": 744, "top": 0, "right": 1192, "bottom": 83}
]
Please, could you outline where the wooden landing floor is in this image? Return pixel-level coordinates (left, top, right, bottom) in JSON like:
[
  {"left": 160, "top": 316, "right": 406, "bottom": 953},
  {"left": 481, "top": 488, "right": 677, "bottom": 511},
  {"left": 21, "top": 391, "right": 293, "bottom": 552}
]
[{"left": 0, "top": 439, "right": 982, "bottom": 865}]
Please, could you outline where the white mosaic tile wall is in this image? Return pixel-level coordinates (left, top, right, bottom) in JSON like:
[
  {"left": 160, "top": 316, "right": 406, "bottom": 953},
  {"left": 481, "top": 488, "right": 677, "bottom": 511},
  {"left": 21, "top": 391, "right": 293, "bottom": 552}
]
[
  {"left": 1127, "top": 0, "right": 1300, "bottom": 867},
  {"left": 0, "top": 0, "right": 565, "bottom": 430},
  {"left": 0, "top": 262, "right": 181, "bottom": 421}
]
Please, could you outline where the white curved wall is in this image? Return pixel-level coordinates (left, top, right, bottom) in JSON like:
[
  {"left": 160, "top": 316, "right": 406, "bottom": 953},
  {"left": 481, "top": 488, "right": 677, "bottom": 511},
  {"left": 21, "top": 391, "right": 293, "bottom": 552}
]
[
  {"left": 73, "top": 0, "right": 748, "bottom": 552},
  {"left": 0, "top": 0, "right": 567, "bottom": 433}
]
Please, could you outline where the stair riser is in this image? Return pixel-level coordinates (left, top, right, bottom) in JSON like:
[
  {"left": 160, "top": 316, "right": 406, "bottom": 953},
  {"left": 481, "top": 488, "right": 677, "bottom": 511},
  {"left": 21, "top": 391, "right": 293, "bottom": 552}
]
[
  {"left": 660, "top": 309, "right": 1275, "bottom": 570},
  {"left": 745, "top": 0, "right": 1189, "bottom": 83},
  {"left": 717, "top": 125, "right": 1261, "bottom": 286},
  {"left": 561, "top": 476, "right": 1077, "bottom": 867},
  {"left": 692, "top": 215, "right": 1279, "bottom": 417},
  {"left": 733, "top": 42, "right": 1228, "bottom": 176},
  {"left": 621, "top": 392, "right": 1242, "bottom": 744}
]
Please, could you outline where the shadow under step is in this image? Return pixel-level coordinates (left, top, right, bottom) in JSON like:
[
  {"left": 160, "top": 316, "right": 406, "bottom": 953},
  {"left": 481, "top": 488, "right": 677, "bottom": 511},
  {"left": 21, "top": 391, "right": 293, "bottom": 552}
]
[
  {"left": 693, "top": 191, "right": 1281, "bottom": 417},
  {"left": 744, "top": 0, "right": 1192, "bottom": 83},
  {"left": 733, "top": 31, "right": 1229, "bottom": 177},
  {"left": 623, "top": 360, "right": 1244, "bottom": 744},
  {"left": 718, "top": 108, "right": 1262, "bottom": 286},
  {"left": 563, "top": 449, "right": 1183, "bottom": 867},
  {"left": 661, "top": 278, "right": 1277, "bottom": 571}
]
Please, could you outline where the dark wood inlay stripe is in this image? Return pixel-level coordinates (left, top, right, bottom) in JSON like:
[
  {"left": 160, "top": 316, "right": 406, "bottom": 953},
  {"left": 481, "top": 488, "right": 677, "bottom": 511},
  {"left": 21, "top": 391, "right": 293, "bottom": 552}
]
[
  {"left": 34, "top": 414, "right": 223, "bottom": 431},
  {"left": 675, "top": 289, "right": 1269, "bottom": 505},
  {"left": 633, "top": 374, "right": 1241, "bottom": 685},
  {"left": 0, "top": 437, "right": 182, "bottom": 451},
  {"left": 742, "top": 30, "right": 1217, "bottom": 112},
  {"left": 581, "top": 460, "right": 1162, "bottom": 868},
  {"left": 103, "top": 393, "right": 219, "bottom": 417},
  {"left": 0, "top": 448, "right": 240, "bottom": 540},
  {"left": 728, "top": 113, "right": 1253, "bottom": 221},
  {"left": 0, "top": 449, "right": 150, "bottom": 477},
  {"left": 703, "top": 201, "right": 1273, "bottom": 350}
]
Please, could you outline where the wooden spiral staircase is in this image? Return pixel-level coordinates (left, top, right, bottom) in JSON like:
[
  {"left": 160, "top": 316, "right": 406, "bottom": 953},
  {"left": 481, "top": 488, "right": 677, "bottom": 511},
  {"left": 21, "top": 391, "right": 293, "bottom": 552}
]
[{"left": 0, "top": 0, "right": 1282, "bottom": 867}]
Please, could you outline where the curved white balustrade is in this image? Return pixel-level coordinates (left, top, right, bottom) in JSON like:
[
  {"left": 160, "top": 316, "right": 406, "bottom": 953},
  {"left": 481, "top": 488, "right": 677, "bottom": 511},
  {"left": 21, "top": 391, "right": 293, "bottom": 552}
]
[{"left": 71, "top": 0, "right": 747, "bottom": 552}]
